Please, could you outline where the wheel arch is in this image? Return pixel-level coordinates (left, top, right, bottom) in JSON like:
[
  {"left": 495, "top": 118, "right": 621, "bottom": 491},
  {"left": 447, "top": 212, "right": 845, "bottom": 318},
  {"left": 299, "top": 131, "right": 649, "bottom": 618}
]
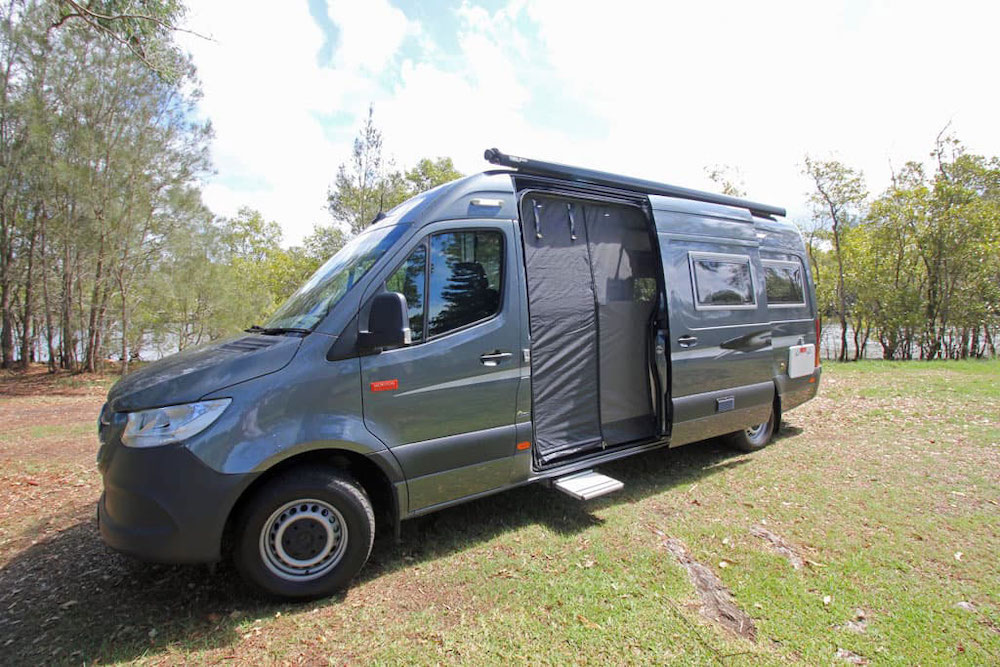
[{"left": 223, "top": 447, "right": 402, "bottom": 555}]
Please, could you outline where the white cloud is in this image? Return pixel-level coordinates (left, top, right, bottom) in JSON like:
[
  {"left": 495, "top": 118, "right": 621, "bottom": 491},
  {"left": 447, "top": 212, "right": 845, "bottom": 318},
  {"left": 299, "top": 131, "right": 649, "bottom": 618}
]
[
  {"left": 178, "top": 1, "right": 391, "bottom": 245},
  {"left": 181, "top": 0, "right": 1000, "bottom": 247},
  {"left": 519, "top": 0, "right": 1000, "bottom": 216},
  {"left": 325, "top": 0, "right": 417, "bottom": 72}
]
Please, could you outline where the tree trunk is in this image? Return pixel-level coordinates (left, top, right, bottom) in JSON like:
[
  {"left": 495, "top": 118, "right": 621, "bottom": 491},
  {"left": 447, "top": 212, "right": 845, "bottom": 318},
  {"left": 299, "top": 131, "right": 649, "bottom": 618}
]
[
  {"left": 0, "top": 203, "right": 13, "bottom": 369},
  {"left": 0, "top": 277, "right": 11, "bottom": 369},
  {"left": 60, "top": 237, "right": 74, "bottom": 369},
  {"left": 838, "top": 315, "right": 848, "bottom": 363},
  {"left": 40, "top": 219, "right": 56, "bottom": 372},
  {"left": 830, "top": 221, "right": 849, "bottom": 363},
  {"left": 85, "top": 232, "right": 106, "bottom": 373},
  {"left": 19, "top": 210, "right": 38, "bottom": 369}
]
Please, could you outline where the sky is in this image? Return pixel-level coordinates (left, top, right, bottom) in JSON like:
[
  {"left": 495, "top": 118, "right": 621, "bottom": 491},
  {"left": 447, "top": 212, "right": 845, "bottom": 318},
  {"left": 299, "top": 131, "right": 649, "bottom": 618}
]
[{"left": 177, "top": 0, "right": 1000, "bottom": 246}]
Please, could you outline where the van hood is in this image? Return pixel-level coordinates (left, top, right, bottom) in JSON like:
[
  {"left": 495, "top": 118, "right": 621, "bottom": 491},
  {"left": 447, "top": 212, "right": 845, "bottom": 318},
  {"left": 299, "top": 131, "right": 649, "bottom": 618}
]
[{"left": 107, "top": 334, "right": 303, "bottom": 413}]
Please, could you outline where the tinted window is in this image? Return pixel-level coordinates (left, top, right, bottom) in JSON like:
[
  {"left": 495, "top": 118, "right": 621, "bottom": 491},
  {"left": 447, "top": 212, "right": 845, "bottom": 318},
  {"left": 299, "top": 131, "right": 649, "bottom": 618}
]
[
  {"left": 763, "top": 260, "right": 806, "bottom": 306},
  {"left": 428, "top": 231, "right": 503, "bottom": 336},
  {"left": 691, "top": 254, "right": 754, "bottom": 307},
  {"left": 386, "top": 243, "right": 426, "bottom": 341}
]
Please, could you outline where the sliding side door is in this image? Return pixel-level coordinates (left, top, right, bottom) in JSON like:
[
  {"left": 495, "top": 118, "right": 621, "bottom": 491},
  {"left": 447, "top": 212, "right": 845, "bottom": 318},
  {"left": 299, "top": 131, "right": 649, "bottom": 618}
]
[{"left": 651, "top": 198, "right": 774, "bottom": 446}]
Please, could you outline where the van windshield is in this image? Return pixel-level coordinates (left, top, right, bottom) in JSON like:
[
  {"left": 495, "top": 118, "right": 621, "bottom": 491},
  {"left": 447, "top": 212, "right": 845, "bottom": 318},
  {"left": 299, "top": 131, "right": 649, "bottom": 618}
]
[{"left": 265, "top": 223, "right": 408, "bottom": 331}]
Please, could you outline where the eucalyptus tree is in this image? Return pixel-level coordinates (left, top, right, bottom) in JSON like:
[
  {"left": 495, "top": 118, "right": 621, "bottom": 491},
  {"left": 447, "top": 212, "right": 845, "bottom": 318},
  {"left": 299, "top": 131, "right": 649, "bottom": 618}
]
[
  {"left": 49, "top": 0, "right": 193, "bottom": 81},
  {"left": 803, "top": 157, "right": 868, "bottom": 361}
]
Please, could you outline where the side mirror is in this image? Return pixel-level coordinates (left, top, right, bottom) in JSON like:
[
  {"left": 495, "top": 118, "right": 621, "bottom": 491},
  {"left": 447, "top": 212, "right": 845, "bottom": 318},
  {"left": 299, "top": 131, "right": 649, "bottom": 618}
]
[{"left": 358, "top": 291, "right": 411, "bottom": 351}]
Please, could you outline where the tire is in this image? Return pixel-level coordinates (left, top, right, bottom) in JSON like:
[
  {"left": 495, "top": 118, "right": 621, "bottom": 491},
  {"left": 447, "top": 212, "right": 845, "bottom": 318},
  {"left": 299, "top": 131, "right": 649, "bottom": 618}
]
[
  {"left": 728, "top": 405, "right": 776, "bottom": 452},
  {"left": 233, "top": 467, "right": 374, "bottom": 600}
]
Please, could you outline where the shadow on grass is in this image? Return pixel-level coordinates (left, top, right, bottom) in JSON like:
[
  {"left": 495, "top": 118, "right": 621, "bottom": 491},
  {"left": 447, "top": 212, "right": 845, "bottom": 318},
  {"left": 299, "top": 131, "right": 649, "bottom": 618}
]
[{"left": 0, "top": 436, "right": 754, "bottom": 665}]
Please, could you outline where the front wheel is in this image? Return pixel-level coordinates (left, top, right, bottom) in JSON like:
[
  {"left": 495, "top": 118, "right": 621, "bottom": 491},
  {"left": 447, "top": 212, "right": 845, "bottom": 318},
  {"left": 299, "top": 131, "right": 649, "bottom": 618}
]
[
  {"left": 233, "top": 467, "right": 374, "bottom": 599},
  {"left": 727, "top": 406, "right": 776, "bottom": 452}
]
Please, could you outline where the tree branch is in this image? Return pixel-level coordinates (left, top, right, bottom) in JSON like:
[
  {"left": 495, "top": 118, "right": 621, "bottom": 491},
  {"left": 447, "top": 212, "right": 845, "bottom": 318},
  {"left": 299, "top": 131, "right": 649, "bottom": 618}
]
[{"left": 57, "top": 0, "right": 212, "bottom": 41}]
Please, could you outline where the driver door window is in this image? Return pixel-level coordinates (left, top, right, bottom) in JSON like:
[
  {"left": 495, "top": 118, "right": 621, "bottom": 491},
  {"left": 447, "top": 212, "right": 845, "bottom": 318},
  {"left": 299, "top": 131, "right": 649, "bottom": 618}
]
[{"left": 386, "top": 230, "right": 504, "bottom": 342}]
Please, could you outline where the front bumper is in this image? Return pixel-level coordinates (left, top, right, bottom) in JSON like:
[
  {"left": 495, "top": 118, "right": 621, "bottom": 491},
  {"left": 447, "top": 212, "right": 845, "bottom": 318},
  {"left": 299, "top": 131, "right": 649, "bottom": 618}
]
[{"left": 97, "top": 437, "right": 255, "bottom": 564}]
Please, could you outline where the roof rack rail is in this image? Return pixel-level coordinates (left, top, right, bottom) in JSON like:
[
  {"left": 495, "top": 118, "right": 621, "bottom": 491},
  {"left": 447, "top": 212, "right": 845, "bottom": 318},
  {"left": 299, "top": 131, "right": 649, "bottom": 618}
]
[{"left": 483, "top": 147, "right": 785, "bottom": 218}]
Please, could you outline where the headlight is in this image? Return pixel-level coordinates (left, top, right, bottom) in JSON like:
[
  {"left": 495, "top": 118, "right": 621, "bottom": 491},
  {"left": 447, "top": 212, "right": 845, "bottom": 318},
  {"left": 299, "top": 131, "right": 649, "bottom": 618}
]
[{"left": 122, "top": 399, "right": 231, "bottom": 448}]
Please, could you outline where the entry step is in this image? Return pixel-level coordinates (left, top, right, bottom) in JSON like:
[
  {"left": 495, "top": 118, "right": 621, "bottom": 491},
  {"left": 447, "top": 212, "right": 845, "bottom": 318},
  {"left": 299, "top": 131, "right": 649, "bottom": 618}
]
[{"left": 553, "top": 470, "right": 624, "bottom": 500}]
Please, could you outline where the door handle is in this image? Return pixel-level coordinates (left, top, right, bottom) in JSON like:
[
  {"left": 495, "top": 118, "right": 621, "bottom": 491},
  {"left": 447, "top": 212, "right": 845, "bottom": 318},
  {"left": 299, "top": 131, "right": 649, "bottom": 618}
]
[
  {"left": 480, "top": 351, "right": 513, "bottom": 366},
  {"left": 677, "top": 335, "right": 698, "bottom": 348}
]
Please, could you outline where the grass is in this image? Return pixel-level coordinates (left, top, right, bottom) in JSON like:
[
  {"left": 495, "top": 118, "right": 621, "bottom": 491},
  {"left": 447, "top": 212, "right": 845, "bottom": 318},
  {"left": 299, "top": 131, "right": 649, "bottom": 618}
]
[{"left": 0, "top": 360, "right": 997, "bottom": 664}]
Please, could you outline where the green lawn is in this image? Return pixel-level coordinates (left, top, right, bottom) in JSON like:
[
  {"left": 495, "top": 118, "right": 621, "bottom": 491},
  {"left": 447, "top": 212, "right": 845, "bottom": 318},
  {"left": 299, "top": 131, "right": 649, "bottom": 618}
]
[{"left": 0, "top": 360, "right": 997, "bottom": 664}]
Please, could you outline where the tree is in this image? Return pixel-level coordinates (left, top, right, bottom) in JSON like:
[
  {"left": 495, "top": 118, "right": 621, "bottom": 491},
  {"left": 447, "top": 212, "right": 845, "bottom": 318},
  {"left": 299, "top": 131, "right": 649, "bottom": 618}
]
[
  {"left": 864, "top": 162, "right": 928, "bottom": 359},
  {"left": 302, "top": 222, "right": 348, "bottom": 264},
  {"left": 314, "top": 109, "right": 463, "bottom": 262},
  {"left": 325, "top": 109, "right": 464, "bottom": 238},
  {"left": 326, "top": 105, "right": 402, "bottom": 235},
  {"left": 0, "top": 1, "right": 212, "bottom": 371},
  {"left": 403, "top": 157, "right": 462, "bottom": 195},
  {"left": 705, "top": 163, "right": 746, "bottom": 197},
  {"left": 49, "top": 0, "right": 197, "bottom": 81},
  {"left": 216, "top": 207, "right": 307, "bottom": 332},
  {"left": 803, "top": 157, "right": 867, "bottom": 361}
]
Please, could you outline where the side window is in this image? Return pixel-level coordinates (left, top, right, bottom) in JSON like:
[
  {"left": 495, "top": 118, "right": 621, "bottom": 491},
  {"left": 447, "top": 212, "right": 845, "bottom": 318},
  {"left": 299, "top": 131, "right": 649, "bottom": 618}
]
[
  {"left": 427, "top": 230, "right": 504, "bottom": 337},
  {"left": 385, "top": 243, "right": 426, "bottom": 342},
  {"left": 763, "top": 259, "right": 806, "bottom": 307},
  {"left": 689, "top": 252, "right": 755, "bottom": 309}
]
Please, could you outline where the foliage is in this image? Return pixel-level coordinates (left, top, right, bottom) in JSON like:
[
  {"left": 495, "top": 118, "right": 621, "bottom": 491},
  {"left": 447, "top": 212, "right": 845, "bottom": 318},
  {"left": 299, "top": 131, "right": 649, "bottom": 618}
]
[
  {"left": 0, "top": 1, "right": 213, "bottom": 372},
  {"left": 804, "top": 135, "right": 999, "bottom": 360},
  {"left": 803, "top": 156, "right": 868, "bottom": 362},
  {"left": 705, "top": 163, "right": 746, "bottom": 197},
  {"left": 49, "top": 0, "right": 193, "bottom": 81},
  {"left": 316, "top": 105, "right": 461, "bottom": 256}
]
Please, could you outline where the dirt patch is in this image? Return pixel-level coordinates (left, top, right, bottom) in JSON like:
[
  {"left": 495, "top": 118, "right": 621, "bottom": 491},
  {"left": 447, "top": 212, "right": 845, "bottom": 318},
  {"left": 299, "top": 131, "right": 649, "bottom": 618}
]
[
  {"left": 749, "top": 524, "right": 806, "bottom": 570},
  {"left": 0, "top": 365, "right": 113, "bottom": 398},
  {"left": 658, "top": 534, "right": 756, "bottom": 641},
  {"left": 835, "top": 647, "right": 869, "bottom": 664},
  {"left": 836, "top": 608, "right": 868, "bottom": 634},
  {"left": 0, "top": 397, "right": 101, "bottom": 432}
]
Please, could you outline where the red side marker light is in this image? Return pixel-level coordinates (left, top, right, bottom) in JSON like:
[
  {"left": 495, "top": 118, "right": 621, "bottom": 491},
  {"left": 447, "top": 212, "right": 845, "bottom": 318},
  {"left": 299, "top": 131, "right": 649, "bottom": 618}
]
[
  {"left": 370, "top": 379, "right": 399, "bottom": 392},
  {"left": 516, "top": 441, "right": 531, "bottom": 451}
]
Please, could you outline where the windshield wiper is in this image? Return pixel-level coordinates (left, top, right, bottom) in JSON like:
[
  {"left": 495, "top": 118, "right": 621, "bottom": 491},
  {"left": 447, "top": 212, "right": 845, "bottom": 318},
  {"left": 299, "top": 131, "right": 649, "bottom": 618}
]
[{"left": 245, "top": 325, "right": 311, "bottom": 337}]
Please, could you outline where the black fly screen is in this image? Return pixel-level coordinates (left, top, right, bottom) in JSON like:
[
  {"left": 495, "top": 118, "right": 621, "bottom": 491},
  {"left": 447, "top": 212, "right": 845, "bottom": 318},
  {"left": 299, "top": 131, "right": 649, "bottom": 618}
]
[{"left": 520, "top": 194, "right": 657, "bottom": 466}]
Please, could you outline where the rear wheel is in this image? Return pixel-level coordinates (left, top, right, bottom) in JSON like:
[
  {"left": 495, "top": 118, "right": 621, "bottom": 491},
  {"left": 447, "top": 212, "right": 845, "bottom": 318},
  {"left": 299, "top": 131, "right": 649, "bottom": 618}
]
[
  {"left": 728, "top": 405, "right": 776, "bottom": 452},
  {"left": 233, "top": 467, "right": 374, "bottom": 599}
]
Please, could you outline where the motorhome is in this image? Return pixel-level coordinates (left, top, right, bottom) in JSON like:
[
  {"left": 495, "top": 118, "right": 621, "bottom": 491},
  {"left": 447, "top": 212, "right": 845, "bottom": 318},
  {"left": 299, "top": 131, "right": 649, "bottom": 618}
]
[{"left": 97, "top": 149, "right": 821, "bottom": 598}]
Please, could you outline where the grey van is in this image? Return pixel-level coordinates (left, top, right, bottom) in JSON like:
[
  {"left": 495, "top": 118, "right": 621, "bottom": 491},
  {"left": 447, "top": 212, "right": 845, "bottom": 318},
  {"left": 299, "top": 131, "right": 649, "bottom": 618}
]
[{"left": 97, "top": 149, "right": 821, "bottom": 599}]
